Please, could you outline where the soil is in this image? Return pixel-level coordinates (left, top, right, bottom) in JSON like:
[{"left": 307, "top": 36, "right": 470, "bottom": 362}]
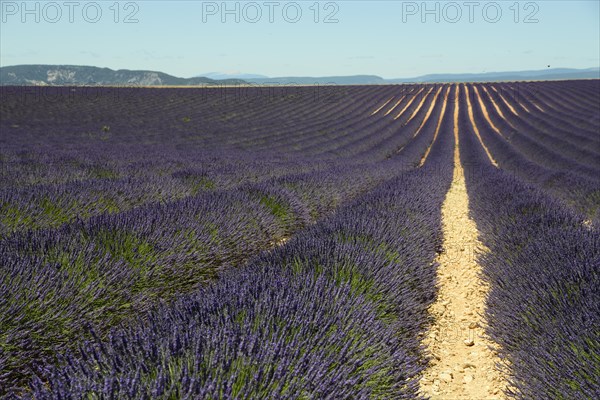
[
  {"left": 406, "top": 87, "right": 435, "bottom": 124},
  {"left": 490, "top": 86, "right": 520, "bottom": 116},
  {"left": 384, "top": 96, "right": 406, "bottom": 116},
  {"left": 472, "top": 86, "right": 503, "bottom": 136},
  {"left": 394, "top": 87, "right": 425, "bottom": 120},
  {"left": 419, "top": 87, "right": 450, "bottom": 166},
  {"left": 480, "top": 87, "right": 517, "bottom": 131},
  {"left": 413, "top": 87, "right": 444, "bottom": 138},
  {"left": 371, "top": 97, "right": 394, "bottom": 115},
  {"left": 464, "top": 86, "right": 499, "bottom": 167},
  {"left": 419, "top": 85, "right": 508, "bottom": 399}
]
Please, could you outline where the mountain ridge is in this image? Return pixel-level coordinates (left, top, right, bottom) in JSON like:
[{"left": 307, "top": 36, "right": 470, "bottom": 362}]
[
  {"left": 0, "top": 65, "right": 246, "bottom": 86},
  {"left": 387, "top": 67, "right": 600, "bottom": 83},
  {"left": 2, "top": 65, "right": 598, "bottom": 86}
]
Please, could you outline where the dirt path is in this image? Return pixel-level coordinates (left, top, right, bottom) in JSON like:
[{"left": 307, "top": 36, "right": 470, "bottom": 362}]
[
  {"left": 489, "top": 86, "right": 520, "bottom": 116},
  {"left": 419, "top": 86, "right": 450, "bottom": 166},
  {"left": 472, "top": 86, "right": 504, "bottom": 136},
  {"left": 481, "top": 87, "right": 517, "bottom": 131},
  {"left": 406, "top": 87, "right": 434, "bottom": 124},
  {"left": 494, "top": 85, "right": 530, "bottom": 114},
  {"left": 395, "top": 87, "right": 443, "bottom": 155},
  {"left": 419, "top": 84, "right": 507, "bottom": 399},
  {"left": 371, "top": 97, "right": 394, "bottom": 115},
  {"left": 384, "top": 96, "right": 406, "bottom": 116},
  {"left": 464, "top": 85, "right": 498, "bottom": 167},
  {"left": 532, "top": 102, "right": 545, "bottom": 112},
  {"left": 413, "top": 86, "right": 444, "bottom": 138},
  {"left": 513, "top": 86, "right": 546, "bottom": 113},
  {"left": 394, "top": 87, "right": 425, "bottom": 120}
]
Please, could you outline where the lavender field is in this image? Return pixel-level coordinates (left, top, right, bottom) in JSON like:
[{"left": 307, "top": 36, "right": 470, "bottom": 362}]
[{"left": 0, "top": 81, "right": 599, "bottom": 399}]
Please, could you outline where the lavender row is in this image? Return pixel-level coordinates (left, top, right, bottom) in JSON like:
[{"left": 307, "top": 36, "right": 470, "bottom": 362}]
[
  {"left": 464, "top": 87, "right": 600, "bottom": 222},
  {"left": 0, "top": 85, "right": 390, "bottom": 160},
  {"left": 0, "top": 85, "right": 437, "bottom": 237},
  {"left": 496, "top": 80, "right": 600, "bottom": 150},
  {"left": 24, "top": 153, "right": 454, "bottom": 398},
  {"left": 490, "top": 82, "right": 599, "bottom": 151},
  {"left": 1, "top": 85, "right": 425, "bottom": 172},
  {"left": 0, "top": 150, "right": 371, "bottom": 237},
  {"left": 523, "top": 80, "right": 600, "bottom": 133},
  {"left": 480, "top": 84, "right": 600, "bottom": 178},
  {"left": 325, "top": 86, "right": 447, "bottom": 161},
  {"left": 0, "top": 159, "right": 406, "bottom": 391}
]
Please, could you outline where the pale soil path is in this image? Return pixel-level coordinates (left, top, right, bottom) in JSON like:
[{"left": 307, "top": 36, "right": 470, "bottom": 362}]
[
  {"left": 371, "top": 97, "right": 394, "bottom": 115},
  {"left": 531, "top": 102, "right": 545, "bottom": 112},
  {"left": 413, "top": 86, "right": 444, "bottom": 138},
  {"left": 384, "top": 96, "right": 406, "bottom": 116},
  {"left": 394, "top": 88, "right": 425, "bottom": 120},
  {"left": 418, "top": 86, "right": 451, "bottom": 166},
  {"left": 480, "top": 87, "right": 517, "bottom": 130},
  {"left": 504, "top": 84, "right": 545, "bottom": 113},
  {"left": 419, "top": 84, "right": 508, "bottom": 399},
  {"left": 371, "top": 97, "right": 393, "bottom": 115},
  {"left": 472, "top": 86, "right": 505, "bottom": 136},
  {"left": 464, "top": 85, "right": 499, "bottom": 167},
  {"left": 406, "top": 87, "right": 435, "bottom": 124},
  {"left": 395, "top": 87, "right": 442, "bottom": 155},
  {"left": 490, "top": 86, "right": 521, "bottom": 116}
]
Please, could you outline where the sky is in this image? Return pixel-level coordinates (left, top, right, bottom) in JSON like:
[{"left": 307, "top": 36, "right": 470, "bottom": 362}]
[{"left": 1, "top": 0, "right": 599, "bottom": 79}]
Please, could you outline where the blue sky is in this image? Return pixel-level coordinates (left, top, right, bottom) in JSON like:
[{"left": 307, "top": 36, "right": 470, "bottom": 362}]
[{"left": 1, "top": 1, "right": 598, "bottom": 78}]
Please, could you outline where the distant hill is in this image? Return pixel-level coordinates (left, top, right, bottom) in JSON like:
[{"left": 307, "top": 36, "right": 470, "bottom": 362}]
[
  {"left": 2, "top": 65, "right": 598, "bottom": 86},
  {"left": 389, "top": 67, "right": 600, "bottom": 83},
  {"left": 245, "top": 75, "right": 385, "bottom": 85},
  {"left": 200, "top": 72, "right": 269, "bottom": 80},
  {"left": 0, "top": 65, "right": 246, "bottom": 86},
  {"left": 246, "top": 68, "right": 599, "bottom": 84}
]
